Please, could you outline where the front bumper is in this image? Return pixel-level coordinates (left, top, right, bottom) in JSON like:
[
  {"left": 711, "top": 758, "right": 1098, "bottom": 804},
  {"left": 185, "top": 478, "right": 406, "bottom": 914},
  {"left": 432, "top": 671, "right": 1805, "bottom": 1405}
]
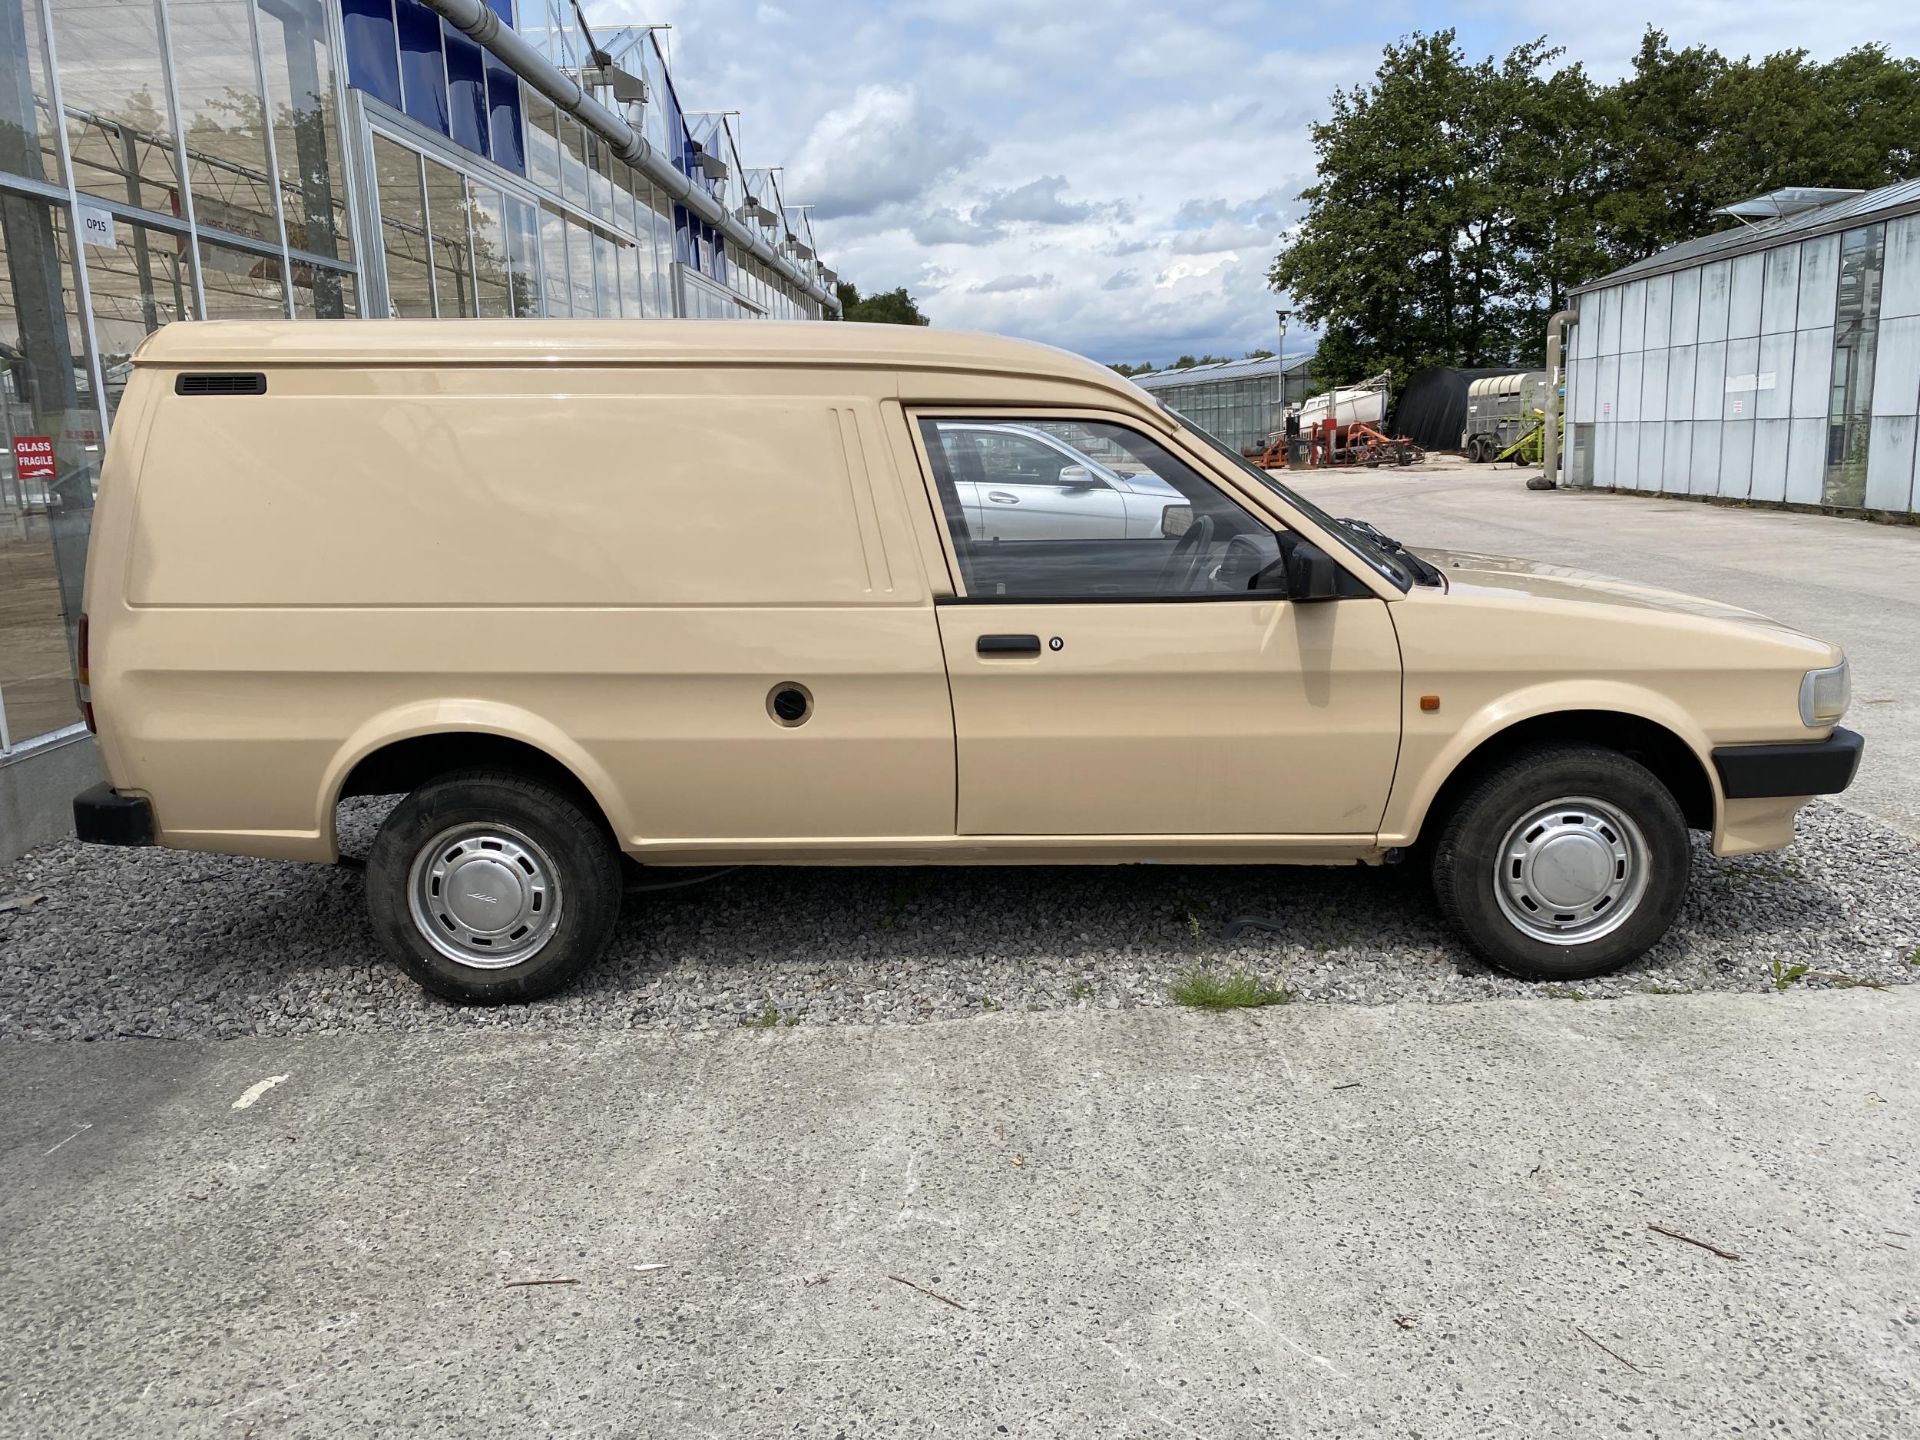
[
  {"left": 73, "top": 783, "right": 156, "bottom": 847},
  {"left": 1711, "top": 727, "right": 1864, "bottom": 800}
]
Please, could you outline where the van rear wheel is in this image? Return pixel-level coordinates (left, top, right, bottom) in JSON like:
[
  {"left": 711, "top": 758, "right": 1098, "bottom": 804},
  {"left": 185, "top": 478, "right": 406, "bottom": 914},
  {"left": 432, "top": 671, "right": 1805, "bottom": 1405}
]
[
  {"left": 1430, "top": 744, "right": 1689, "bottom": 982},
  {"left": 366, "top": 770, "right": 622, "bottom": 1003}
]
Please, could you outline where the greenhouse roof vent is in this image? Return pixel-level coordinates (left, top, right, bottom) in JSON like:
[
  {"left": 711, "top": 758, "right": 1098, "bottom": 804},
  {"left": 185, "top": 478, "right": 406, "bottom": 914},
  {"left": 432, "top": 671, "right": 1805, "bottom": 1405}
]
[{"left": 1716, "top": 187, "right": 1864, "bottom": 222}]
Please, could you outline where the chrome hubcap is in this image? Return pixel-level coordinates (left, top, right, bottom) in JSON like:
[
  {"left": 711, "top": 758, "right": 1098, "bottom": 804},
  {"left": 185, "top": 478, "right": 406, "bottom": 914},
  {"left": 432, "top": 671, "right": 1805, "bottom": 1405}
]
[
  {"left": 407, "top": 823, "right": 563, "bottom": 969},
  {"left": 1493, "top": 796, "right": 1647, "bottom": 945}
]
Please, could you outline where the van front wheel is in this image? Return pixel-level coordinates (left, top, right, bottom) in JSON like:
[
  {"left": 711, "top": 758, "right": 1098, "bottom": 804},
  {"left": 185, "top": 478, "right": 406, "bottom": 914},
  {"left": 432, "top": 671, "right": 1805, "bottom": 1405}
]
[
  {"left": 1430, "top": 744, "right": 1689, "bottom": 982},
  {"left": 366, "top": 770, "right": 622, "bottom": 1003}
]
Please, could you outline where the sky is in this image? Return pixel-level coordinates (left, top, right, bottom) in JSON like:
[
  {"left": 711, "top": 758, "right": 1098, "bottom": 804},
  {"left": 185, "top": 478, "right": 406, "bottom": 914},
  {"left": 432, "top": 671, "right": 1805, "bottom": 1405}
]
[{"left": 585, "top": 0, "right": 1920, "bottom": 369}]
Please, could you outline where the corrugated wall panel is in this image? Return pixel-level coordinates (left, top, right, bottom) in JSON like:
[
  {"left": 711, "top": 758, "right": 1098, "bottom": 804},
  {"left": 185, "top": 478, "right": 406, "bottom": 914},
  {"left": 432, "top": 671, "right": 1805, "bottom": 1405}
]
[
  {"left": 1570, "top": 357, "right": 1597, "bottom": 423},
  {"left": 1718, "top": 418, "right": 1755, "bottom": 498},
  {"left": 1727, "top": 252, "right": 1764, "bottom": 339},
  {"left": 1792, "top": 329, "right": 1834, "bottom": 417},
  {"left": 1750, "top": 419, "right": 1790, "bottom": 502},
  {"left": 1870, "top": 314, "right": 1920, "bottom": 416},
  {"left": 1616, "top": 420, "right": 1642, "bottom": 486},
  {"left": 1785, "top": 418, "right": 1826, "bottom": 504},
  {"left": 1760, "top": 245, "right": 1800, "bottom": 334},
  {"left": 1795, "top": 234, "right": 1840, "bottom": 329},
  {"left": 1644, "top": 273, "right": 1674, "bottom": 351},
  {"left": 1597, "top": 354, "right": 1620, "bottom": 423},
  {"left": 1881, "top": 215, "right": 1920, "bottom": 321},
  {"left": 1697, "top": 261, "right": 1732, "bottom": 342},
  {"left": 1662, "top": 420, "right": 1693, "bottom": 492},
  {"left": 1667, "top": 345, "right": 1698, "bottom": 418},
  {"left": 1689, "top": 422, "right": 1723, "bottom": 496},
  {"left": 1723, "top": 337, "right": 1761, "bottom": 419},
  {"left": 1864, "top": 415, "right": 1917, "bottom": 510},
  {"left": 1756, "top": 332, "right": 1794, "bottom": 419},
  {"left": 1617, "top": 352, "right": 1644, "bottom": 423},
  {"left": 1670, "top": 266, "right": 1702, "bottom": 344},
  {"left": 1637, "top": 422, "right": 1664, "bottom": 488},
  {"left": 1593, "top": 416, "right": 1617, "bottom": 487},
  {"left": 1597, "top": 286, "right": 1622, "bottom": 356},
  {"left": 1642, "top": 350, "right": 1669, "bottom": 421},
  {"left": 1694, "top": 340, "right": 1728, "bottom": 418},
  {"left": 1619, "top": 281, "right": 1648, "bottom": 353}
]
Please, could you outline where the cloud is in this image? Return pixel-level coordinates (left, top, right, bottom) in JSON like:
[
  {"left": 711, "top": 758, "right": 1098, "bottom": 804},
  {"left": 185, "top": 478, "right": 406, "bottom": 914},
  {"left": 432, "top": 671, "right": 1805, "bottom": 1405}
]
[
  {"left": 783, "top": 84, "right": 985, "bottom": 219},
  {"left": 970, "top": 272, "right": 1055, "bottom": 294},
  {"left": 975, "top": 175, "right": 1123, "bottom": 226},
  {"left": 909, "top": 207, "right": 1006, "bottom": 246},
  {"left": 1168, "top": 222, "right": 1282, "bottom": 255},
  {"left": 611, "top": 0, "right": 1920, "bottom": 368}
]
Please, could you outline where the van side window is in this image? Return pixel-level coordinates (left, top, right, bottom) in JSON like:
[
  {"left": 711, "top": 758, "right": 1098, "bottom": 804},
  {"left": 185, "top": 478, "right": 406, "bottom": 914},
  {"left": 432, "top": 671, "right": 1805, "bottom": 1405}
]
[{"left": 918, "top": 418, "right": 1281, "bottom": 600}]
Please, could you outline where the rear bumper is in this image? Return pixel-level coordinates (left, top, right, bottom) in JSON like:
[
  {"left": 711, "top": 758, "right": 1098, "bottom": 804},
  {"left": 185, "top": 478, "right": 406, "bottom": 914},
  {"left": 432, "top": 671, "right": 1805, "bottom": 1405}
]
[
  {"left": 1711, "top": 727, "right": 1864, "bottom": 800},
  {"left": 73, "top": 783, "right": 156, "bottom": 847}
]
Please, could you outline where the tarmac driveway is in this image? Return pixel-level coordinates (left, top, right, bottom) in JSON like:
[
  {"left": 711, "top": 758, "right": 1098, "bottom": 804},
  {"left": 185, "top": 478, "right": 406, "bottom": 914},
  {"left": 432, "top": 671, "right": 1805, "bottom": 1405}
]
[{"left": 2, "top": 991, "right": 1916, "bottom": 1438}]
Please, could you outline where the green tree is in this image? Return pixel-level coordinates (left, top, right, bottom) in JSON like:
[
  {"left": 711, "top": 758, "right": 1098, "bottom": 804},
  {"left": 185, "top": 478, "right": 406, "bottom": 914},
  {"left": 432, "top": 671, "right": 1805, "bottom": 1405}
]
[
  {"left": 1591, "top": 32, "right": 1730, "bottom": 263},
  {"left": 1271, "top": 31, "right": 1575, "bottom": 386},
  {"left": 833, "top": 281, "right": 930, "bottom": 325},
  {"left": 1271, "top": 27, "right": 1920, "bottom": 389},
  {"left": 1107, "top": 361, "right": 1156, "bottom": 376}
]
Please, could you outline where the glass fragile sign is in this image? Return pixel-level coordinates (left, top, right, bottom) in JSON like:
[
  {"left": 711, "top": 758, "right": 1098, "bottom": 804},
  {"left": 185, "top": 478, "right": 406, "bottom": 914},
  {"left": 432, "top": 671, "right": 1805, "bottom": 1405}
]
[{"left": 12, "top": 436, "right": 56, "bottom": 480}]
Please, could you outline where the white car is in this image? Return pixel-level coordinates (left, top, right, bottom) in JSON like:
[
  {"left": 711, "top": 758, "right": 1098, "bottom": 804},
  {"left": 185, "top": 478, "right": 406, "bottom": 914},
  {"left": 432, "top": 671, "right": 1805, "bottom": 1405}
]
[{"left": 929, "top": 420, "right": 1186, "bottom": 540}]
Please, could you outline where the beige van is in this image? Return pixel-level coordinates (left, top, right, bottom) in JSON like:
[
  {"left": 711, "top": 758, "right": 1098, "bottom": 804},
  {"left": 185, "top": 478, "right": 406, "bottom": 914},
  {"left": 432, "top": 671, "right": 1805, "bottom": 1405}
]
[{"left": 72, "top": 320, "right": 1861, "bottom": 1003}]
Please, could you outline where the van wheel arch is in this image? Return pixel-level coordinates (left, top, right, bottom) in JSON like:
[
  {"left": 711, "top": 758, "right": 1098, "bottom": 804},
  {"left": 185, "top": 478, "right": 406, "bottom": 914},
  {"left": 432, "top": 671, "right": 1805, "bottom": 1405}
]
[
  {"left": 333, "top": 732, "right": 616, "bottom": 848},
  {"left": 1413, "top": 711, "right": 1714, "bottom": 847}
]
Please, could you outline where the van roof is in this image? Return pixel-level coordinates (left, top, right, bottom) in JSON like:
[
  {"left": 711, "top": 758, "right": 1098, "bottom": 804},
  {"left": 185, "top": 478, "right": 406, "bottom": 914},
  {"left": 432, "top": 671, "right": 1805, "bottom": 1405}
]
[{"left": 135, "top": 318, "right": 1141, "bottom": 396}]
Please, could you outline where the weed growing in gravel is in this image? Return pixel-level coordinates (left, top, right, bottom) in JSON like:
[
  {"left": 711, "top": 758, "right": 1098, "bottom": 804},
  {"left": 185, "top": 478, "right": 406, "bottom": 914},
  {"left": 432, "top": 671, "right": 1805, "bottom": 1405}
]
[
  {"left": 1770, "top": 960, "right": 1811, "bottom": 992},
  {"left": 1543, "top": 987, "right": 1591, "bottom": 1001},
  {"left": 1069, "top": 979, "right": 1094, "bottom": 1000},
  {"left": 1175, "top": 897, "right": 1212, "bottom": 940},
  {"left": 880, "top": 882, "right": 920, "bottom": 929},
  {"left": 743, "top": 1000, "right": 782, "bottom": 1028},
  {"left": 1642, "top": 984, "right": 1689, "bottom": 996},
  {"left": 1907, "top": 945, "right": 1920, "bottom": 968},
  {"left": 1169, "top": 966, "right": 1293, "bottom": 1010}
]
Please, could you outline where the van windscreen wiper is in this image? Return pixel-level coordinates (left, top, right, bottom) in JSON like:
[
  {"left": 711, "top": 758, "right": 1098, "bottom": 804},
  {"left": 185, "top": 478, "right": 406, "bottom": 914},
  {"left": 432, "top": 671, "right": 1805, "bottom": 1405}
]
[{"left": 1338, "top": 518, "right": 1444, "bottom": 587}]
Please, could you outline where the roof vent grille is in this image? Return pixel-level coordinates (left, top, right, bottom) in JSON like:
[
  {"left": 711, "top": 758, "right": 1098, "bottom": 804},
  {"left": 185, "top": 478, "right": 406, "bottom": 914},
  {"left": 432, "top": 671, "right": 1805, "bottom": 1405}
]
[{"left": 175, "top": 372, "right": 266, "bottom": 396}]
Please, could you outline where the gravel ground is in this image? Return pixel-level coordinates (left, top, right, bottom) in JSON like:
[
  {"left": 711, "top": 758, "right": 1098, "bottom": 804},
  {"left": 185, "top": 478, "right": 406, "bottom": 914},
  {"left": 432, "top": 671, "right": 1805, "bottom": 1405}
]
[{"left": 1, "top": 800, "right": 1915, "bottom": 1041}]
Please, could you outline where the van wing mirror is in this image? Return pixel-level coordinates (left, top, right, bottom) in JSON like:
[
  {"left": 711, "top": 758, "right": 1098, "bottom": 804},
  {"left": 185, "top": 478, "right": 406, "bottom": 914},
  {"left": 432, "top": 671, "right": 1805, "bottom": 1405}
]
[{"left": 1284, "top": 541, "right": 1341, "bottom": 602}]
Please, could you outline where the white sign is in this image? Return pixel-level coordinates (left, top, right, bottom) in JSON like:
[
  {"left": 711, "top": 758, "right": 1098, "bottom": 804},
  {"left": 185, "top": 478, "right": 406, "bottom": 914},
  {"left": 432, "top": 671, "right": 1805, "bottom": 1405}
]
[
  {"left": 77, "top": 203, "right": 117, "bottom": 249},
  {"left": 1724, "top": 371, "right": 1777, "bottom": 394}
]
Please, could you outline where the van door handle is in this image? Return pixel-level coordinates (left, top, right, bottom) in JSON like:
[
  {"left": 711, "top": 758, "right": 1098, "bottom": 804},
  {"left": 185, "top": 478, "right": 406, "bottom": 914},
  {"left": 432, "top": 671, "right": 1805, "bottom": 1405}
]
[
  {"left": 977, "top": 633, "right": 1041, "bottom": 656},
  {"left": 986, "top": 490, "right": 1019, "bottom": 504}
]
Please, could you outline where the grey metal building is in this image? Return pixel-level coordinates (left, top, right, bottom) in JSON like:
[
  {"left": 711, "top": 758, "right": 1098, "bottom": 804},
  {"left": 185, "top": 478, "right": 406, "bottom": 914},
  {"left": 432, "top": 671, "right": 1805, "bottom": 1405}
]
[
  {"left": 1132, "top": 354, "right": 1312, "bottom": 454},
  {"left": 1565, "top": 182, "right": 1920, "bottom": 519}
]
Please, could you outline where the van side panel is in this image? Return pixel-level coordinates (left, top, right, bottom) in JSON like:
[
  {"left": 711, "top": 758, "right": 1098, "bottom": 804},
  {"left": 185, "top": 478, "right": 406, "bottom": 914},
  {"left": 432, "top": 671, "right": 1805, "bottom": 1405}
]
[{"left": 102, "top": 364, "right": 956, "bottom": 857}]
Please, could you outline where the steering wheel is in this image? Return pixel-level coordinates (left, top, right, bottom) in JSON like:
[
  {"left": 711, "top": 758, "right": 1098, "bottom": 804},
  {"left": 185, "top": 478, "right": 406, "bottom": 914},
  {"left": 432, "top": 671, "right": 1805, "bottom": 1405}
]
[
  {"left": 1156, "top": 513, "right": 1215, "bottom": 593},
  {"left": 1214, "top": 533, "right": 1271, "bottom": 590}
]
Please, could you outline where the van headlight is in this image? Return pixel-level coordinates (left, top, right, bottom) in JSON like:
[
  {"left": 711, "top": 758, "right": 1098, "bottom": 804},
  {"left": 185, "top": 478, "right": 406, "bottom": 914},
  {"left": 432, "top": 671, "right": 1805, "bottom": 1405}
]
[{"left": 1799, "top": 661, "right": 1850, "bottom": 728}]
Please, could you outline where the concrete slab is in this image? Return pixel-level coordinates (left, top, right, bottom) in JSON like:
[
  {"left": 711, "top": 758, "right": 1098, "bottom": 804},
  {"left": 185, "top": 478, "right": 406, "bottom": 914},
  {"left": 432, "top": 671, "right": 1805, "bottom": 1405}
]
[
  {"left": 1288, "top": 467, "right": 1920, "bottom": 836},
  {"left": 3, "top": 992, "right": 1916, "bottom": 1437},
  {"left": 0, "top": 732, "right": 100, "bottom": 865}
]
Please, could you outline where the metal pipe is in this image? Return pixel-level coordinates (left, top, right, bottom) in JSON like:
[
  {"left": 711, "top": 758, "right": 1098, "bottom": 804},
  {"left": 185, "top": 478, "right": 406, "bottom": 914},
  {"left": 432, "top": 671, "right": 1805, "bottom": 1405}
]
[
  {"left": 1540, "top": 308, "right": 1579, "bottom": 489},
  {"left": 416, "top": 0, "right": 840, "bottom": 314}
]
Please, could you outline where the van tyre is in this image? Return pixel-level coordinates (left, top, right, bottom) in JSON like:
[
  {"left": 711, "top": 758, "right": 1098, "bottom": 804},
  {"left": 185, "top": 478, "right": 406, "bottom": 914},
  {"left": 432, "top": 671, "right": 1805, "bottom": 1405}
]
[
  {"left": 1430, "top": 744, "right": 1689, "bottom": 982},
  {"left": 366, "top": 769, "right": 622, "bottom": 1004}
]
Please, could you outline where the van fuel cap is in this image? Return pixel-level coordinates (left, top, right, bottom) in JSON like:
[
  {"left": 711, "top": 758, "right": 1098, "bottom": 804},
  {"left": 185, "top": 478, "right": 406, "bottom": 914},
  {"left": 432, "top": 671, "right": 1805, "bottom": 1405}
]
[{"left": 768, "top": 683, "right": 813, "bottom": 726}]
